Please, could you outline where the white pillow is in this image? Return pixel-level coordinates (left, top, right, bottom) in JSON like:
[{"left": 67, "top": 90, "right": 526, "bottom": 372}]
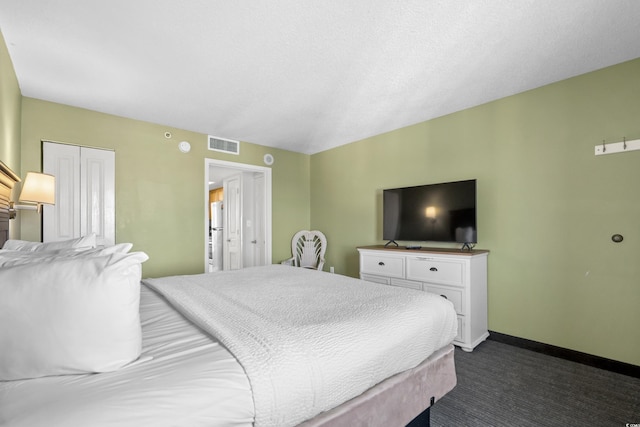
[
  {"left": 0, "top": 243, "right": 134, "bottom": 268},
  {"left": 104, "top": 242, "right": 134, "bottom": 254},
  {"left": 0, "top": 250, "right": 41, "bottom": 267},
  {"left": 1, "top": 239, "right": 41, "bottom": 251},
  {"left": 35, "top": 233, "right": 97, "bottom": 251},
  {"left": 0, "top": 251, "right": 149, "bottom": 381},
  {"left": 1, "top": 233, "right": 97, "bottom": 252}
]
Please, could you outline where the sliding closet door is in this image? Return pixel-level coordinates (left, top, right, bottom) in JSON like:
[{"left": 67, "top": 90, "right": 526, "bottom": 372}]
[
  {"left": 80, "top": 148, "right": 115, "bottom": 246},
  {"left": 43, "top": 142, "right": 115, "bottom": 246},
  {"left": 43, "top": 143, "right": 81, "bottom": 242}
]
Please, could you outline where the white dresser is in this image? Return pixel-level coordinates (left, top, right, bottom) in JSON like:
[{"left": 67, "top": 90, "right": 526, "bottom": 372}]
[{"left": 357, "top": 246, "right": 489, "bottom": 352}]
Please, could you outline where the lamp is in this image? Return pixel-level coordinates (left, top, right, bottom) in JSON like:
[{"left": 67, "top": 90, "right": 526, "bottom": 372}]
[{"left": 8, "top": 172, "right": 56, "bottom": 218}]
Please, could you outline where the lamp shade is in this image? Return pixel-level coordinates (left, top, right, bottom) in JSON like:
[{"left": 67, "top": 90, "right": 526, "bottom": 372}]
[{"left": 19, "top": 172, "right": 55, "bottom": 205}]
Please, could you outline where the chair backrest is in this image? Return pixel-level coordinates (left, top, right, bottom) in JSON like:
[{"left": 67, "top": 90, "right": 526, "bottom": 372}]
[{"left": 291, "top": 230, "right": 327, "bottom": 270}]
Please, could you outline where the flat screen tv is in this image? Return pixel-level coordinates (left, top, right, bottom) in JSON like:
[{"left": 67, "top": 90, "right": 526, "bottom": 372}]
[{"left": 383, "top": 179, "right": 477, "bottom": 246}]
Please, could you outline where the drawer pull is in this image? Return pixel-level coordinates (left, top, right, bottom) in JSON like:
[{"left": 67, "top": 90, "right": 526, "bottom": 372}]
[
  {"left": 429, "top": 267, "right": 438, "bottom": 272},
  {"left": 378, "top": 262, "right": 385, "bottom": 266},
  {"left": 440, "top": 294, "right": 448, "bottom": 299}
]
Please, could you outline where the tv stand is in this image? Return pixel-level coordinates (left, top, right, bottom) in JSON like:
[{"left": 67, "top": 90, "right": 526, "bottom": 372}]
[
  {"left": 461, "top": 242, "right": 474, "bottom": 251},
  {"left": 384, "top": 240, "right": 399, "bottom": 247}
]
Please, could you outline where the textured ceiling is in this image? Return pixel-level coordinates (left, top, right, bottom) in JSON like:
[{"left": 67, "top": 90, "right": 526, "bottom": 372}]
[{"left": 1, "top": 1, "right": 640, "bottom": 154}]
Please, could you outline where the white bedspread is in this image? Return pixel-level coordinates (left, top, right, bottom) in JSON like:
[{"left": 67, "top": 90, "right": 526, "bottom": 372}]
[{"left": 143, "top": 264, "right": 457, "bottom": 427}]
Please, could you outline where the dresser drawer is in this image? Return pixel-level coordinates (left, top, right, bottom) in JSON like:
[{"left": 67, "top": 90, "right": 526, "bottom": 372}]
[
  {"left": 389, "top": 277, "right": 423, "bottom": 290},
  {"left": 406, "top": 257, "right": 464, "bottom": 287},
  {"left": 424, "top": 284, "right": 464, "bottom": 315},
  {"left": 360, "top": 254, "right": 404, "bottom": 278},
  {"left": 360, "top": 273, "right": 390, "bottom": 285}
]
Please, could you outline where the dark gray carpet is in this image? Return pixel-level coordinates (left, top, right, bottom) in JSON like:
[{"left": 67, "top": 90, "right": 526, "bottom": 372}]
[{"left": 430, "top": 340, "right": 640, "bottom": 427}]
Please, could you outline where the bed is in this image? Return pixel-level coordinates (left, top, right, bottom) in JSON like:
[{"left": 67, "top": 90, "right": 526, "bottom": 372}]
[{"left": 0, "top": 163, "right": 457, "bottom": 427}]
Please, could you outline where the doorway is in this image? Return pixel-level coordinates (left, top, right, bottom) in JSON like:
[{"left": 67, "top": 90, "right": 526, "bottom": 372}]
[{"left": 204, "top": 158, "right": 272, "bottom": 272}]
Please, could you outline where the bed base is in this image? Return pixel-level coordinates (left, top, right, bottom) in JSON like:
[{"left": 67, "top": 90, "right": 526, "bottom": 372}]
[
  {"left": 298, "top": 344, "right": 456, "bottom": 427},
  {"left": 406, "top": 406, "right": 431, "bottom": 427}
]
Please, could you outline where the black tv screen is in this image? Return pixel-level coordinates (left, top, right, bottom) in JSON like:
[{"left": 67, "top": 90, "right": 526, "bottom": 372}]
[{"left": 383, "top": 179, "right": 477, "bottom": 244}]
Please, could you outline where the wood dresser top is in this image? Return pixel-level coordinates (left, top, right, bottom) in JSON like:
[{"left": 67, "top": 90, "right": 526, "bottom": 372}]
[{"left": 357, "top": 245, "right": 489, "bottom": 256}]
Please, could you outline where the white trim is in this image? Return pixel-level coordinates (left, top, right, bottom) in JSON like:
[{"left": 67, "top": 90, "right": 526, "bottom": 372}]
[
  {"left": 594, "top": 138, "right": 640, "bottom": 156},
  {"left": 204, "top": 158, "right": 272, "bottom": 271}
]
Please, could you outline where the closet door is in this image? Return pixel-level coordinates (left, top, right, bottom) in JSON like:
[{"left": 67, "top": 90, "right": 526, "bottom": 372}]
[
  {"left": 81, "top": 148, "right": 115, "bottom": 246},
  {"left": 43, "top": 143, "right": 81, "bottom": 242},
  {"left": 43, "top": 142, "right": 115, "bottom": 246}
]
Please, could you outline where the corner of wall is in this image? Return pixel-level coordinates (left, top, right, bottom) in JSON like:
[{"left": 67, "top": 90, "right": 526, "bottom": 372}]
[{"left": 0, "top": 29, "right": 23, "bottom": 240}]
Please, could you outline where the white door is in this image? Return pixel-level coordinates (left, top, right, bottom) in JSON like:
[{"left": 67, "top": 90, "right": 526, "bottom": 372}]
[
  {"left": 43, "top": 143, "right": 80, "bottom": 241},
  {"left": 81, "top": 148, "right": 115, "bottom": 246},
  {"left": 43, "top": 142, "right": 115, "bottom": 246},
  {"left": 252, "top": 174, "right": 266, "bottom": 266},
  {"left": 223, "top": 174, "right": 242, "bottom": 270},
  {"left": 205, "top": 158, "right": 272, "bottom": 271}
]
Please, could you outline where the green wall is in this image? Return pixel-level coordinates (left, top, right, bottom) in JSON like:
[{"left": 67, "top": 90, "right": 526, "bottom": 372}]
[
  {"left": 19, "top": 98, "right": 311, "bottom": 278},
  {"left": 310, "top": 58, "right": 640, "bottom": 366},
  {"left": 0, "top": 30, "right": 23, "bottom": 241},
  {"left": 0, "top": 31, "right": 21, "bottom": 171}
]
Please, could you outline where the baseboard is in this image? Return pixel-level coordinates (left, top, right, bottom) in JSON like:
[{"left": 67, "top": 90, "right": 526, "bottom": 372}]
[{"left": 487, "top": 331, "right": 640, "bottom": 379}]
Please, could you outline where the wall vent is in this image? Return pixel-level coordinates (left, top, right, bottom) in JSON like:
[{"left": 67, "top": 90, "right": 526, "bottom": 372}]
[{"left": 208, "top": 135, "right": 240, "bottom": 155}]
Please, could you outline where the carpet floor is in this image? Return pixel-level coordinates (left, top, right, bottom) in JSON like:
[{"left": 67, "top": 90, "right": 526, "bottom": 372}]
[{"left": 430, "top": 340, "right": 640, "bottom": 427}]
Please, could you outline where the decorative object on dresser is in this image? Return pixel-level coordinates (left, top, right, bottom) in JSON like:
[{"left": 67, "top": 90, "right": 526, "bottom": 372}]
[
  {"left": 282, "top": 229, "right": 327, "bottom": 271},
  {"left": 358, "top": 245, "right": 489, "bottom": 352}
]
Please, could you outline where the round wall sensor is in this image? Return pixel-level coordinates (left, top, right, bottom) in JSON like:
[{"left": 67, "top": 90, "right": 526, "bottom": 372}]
[
  {"left": 178, "top": 141, "right": 191, "bottom": 153},
  {"left": 263, "top": 154, "right": 274, "bottom": 165},
  {"left": 611, "top": 234, "right": 624, "bottom": 243},
  {"left": 164, "top": 131, "right": 172, "bottom": 139}
]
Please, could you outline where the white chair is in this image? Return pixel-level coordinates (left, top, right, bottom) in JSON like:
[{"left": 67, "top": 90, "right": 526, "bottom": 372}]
[{"left": 283, "top": 230, "right": 327, "bottom": 271}]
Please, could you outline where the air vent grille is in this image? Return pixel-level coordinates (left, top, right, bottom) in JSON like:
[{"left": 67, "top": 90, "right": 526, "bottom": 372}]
[{"left": 208, "top": 135, "right": 240, "bottom": 155}]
